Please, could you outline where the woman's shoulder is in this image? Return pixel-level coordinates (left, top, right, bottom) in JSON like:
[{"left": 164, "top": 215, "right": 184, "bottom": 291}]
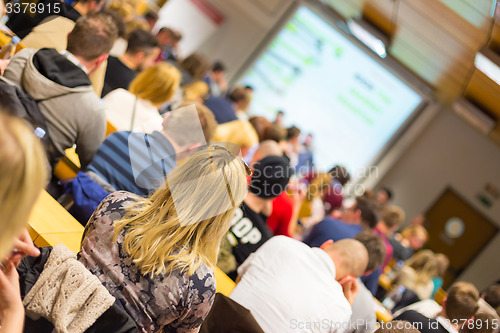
[{"left": 93, "top": 191, "right": 141, "bottom": 220}]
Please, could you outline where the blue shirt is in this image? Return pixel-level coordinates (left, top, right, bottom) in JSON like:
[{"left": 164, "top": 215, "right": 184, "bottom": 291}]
[
  {"left": 87, "top": 131, "right": 176, "bottom": 196},
  {"left": 204, "top": 97, "right": 237, "bottom": 124},
  {"left": 303, "top": 217, "right": 363, "bottom": 248}
]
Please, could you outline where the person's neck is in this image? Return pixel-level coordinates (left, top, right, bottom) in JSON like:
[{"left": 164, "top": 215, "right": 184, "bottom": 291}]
[
  {"left": 244, "top": 192, "right": 267, "bottom": 213},
  {"left": 119, "top": 53, "right": 138, "bottom": 71},
  {"left": 72, "top": 2, "right": 88, "bottom": 16},
  {"left": 375, "top": 222, "right": 390, "bottom": 235},
  {"left": 437, "top": 310, "right": 459, "bottom": 330}
]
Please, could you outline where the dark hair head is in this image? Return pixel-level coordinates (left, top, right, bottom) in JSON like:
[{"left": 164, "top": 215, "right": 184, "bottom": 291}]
[
  {"left": 355, "top": 230, "right": 386, "bottom": 272},
  {"left": 180, "top": 53, "right": 211, "bottom": 80},
  {"left": 228, "top": 87, "right": 250, "bottom": 103},
  {"left": 249, "top": 117, "right": 272, "bottom": 142},
  {"left": 355, "top": 196, "right": 379, "bottom": 229},
  {"left": 144, "top": 10, "right": 158, "bottom": 21},
  {"left": 381, "top": 187, "right": 393, "bottom": 200},
  {"left": 126, "top": 29, "right": 158, "bottom": 55},
  {"left": 158, "top": 27, "right": 182, "bottom": 41},
  {"left": 286, "top": 126, "right": 300, "bottom": 140},
  {"left": 328, "top": 165, "right": 350, "bottom": 186},
  {"left": 244, "top": 85, "right": 254, "bottom": 91},
  {"left": 212, "top": 61, "right": 225, "bottom": 72},
  {"left": 482, "top": 284, "right": 500, "bottom": 309},
  {"left": 446, "top": 282, "right": 480, "bottom": 321},
  {"left": 262, "top": 124, "right": 286, "bottom": 143},
  {"left": 67, "top": 12, "right": 119, "bottom": 61}
]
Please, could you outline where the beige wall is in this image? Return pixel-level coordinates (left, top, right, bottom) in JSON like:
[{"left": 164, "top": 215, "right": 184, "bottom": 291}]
[{"left": 376, "top": 109, "right": 500, "bottom": 290}]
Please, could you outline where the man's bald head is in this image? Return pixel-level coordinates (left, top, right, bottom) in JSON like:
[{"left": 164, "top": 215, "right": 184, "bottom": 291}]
[
  {"left": 323, "top": 239, "right": 369, "bottom": 281},
  {"left": 251, "top": 140, "right": 283, "bottom": 164}
]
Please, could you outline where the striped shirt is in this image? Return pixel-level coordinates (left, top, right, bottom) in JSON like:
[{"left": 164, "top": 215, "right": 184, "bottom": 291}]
[{"left": 87, "top": 131, "right": 176, "bottom": 196}]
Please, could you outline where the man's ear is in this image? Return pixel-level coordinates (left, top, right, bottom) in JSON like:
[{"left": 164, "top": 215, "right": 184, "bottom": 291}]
[{"left": 320, "top": 239, "right": 334, "bottom": 250}]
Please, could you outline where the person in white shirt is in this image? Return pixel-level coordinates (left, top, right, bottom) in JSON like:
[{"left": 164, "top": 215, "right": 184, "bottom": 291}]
[
  {"left": 104, "top": 62, "right": 180, "bottom": 134},
  {"left": 230, "top": 236, "right": 368, "bottom": 333}
]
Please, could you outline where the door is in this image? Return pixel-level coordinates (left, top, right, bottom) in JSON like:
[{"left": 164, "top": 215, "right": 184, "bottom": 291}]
[{"left": 425, "top": 187, "right": 498, "bottom": 288}]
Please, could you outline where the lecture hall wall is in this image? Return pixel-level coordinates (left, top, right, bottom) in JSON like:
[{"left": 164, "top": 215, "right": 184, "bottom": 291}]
[{"left": 173, "top": 0, "right": 500, "bottom": 289}]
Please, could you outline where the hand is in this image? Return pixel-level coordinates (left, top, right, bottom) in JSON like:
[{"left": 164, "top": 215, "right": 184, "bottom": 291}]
[
  {"left": 6, "top": 229, "right": 40, "bottom": 268},
  {"left": 0, "top": 261, "right": 24, "bottom": 331},
  {"left": 0, "top": 59, "right": 10, "bottom": 76},
  {"left": 339, "top": 275, "right": 359, "bottom": 306}
]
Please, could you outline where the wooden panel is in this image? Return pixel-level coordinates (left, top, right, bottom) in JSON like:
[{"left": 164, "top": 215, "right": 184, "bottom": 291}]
[
  {"left": 464, "top": 70, "right": 500, "bottom": 118},
  {"left": 36, "top": 232, "right": 83, "bottom": 254},
  {"left": 439, "top": 0, "right": 493, "bottom": 29},
  {"left": 399, "top": 0, "right": 487, "bottom": 49},
  {"left": 325, "top": 0, "right": 363, "bottom": 19},
  {"left": 362, "top": 0, "right": 396, "bottom": 37}
]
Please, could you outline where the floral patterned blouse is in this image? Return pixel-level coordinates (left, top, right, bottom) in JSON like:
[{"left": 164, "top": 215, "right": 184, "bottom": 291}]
[{"left": 78, "top": 191, "right": 216, "bottom": 333}]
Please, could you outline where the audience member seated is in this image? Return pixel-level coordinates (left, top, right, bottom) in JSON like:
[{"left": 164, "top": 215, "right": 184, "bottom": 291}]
[
  {"left": 377, "top": 187, "right": 393, "bottom": 209},
  {"left": 218, "top": 142, "right": 291, "bottom": 278},
  {"left": 2, "top": 12, "right": 118, "bottom": 170},
  {"left": 374, "top": 205, "right": 406, "bottom": 270},
  {"left": 345, "top": 231, "right": 387, "bottom": 333},
  {"left": 102, "top": 28, "right": 160, "bottom": 97},
  {"left": 205, "top": 87, "right": 250, "bottom": 124},
  {"left": 394, "top": 281, "right": 479, "bottom": 333},
  {"left": 478, "top": 283, "right": 500, "bottom": 330},
  {"left": 175, "top": 52, "right": 211, "bottom": 86},
  {"left": 181, "top": 81, "right": 210, "bottom": 104},
  {"left": 230, "top": 237, "right": 368, "bottom": 333},
  {"left": 432, "top": 253, "right": 450, "bottom": 297},
  {"left": 394, "top": 250, "right": 438, "bottom": 300},
  {"left": 7, "top": 0, "right": 103, "bottom": 39},
  {"left": 303, "top": 196, "right": 379, "bottom": 247},
  {"left": 389, "top": 225, "right": 429, "bottom": 261},
  {"left": 212, "top": 120, "right": 259, "bottom": 156},
  {"left": 204, "top": 61, "right": 228, "bottom": 97},
  {"left": 143, "top": 10, "right": 158, "bottom": 32},
  {"left": 78, "top": 147, "right": 249, "bottom": 332},
  {"left": 156, "top": 27, "right": 182, "bottom": 62},
  {"left": 104, "top": 62, "right": 180, "bottom": 133},
  {"left": 0, "top": 113, "right": 47, "bottom": 332},
  {"left": 87, "top": 103, "right": 217, "bottom": 196},
  {"left": 282, "top": 125, "right": 301, "bottom": 169}
]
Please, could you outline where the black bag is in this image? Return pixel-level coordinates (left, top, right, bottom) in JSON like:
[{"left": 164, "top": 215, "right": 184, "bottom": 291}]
[{"left": 0, "top": 79, "right": 51, "bottom": 147}]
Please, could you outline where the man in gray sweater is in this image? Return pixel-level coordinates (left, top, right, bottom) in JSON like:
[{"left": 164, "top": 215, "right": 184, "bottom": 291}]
[{"left": 2, "top": 12, "right": 118, "bottom": 170}]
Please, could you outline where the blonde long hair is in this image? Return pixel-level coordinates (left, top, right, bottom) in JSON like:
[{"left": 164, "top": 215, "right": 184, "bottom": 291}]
[
  {"left": 0, "top": 113, "right": 47, "bottom": 260},
  {"left": 129, "top": 62, "right": 181, "bottom": 106},
  {"left": 114, "top": 147, "right": 248, "bottom": 276},
  {"left": 406, "top": 249, "right": 438, "bottom": 285}
]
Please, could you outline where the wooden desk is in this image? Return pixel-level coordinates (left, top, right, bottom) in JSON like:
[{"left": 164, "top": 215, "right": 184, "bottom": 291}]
[
  {"left": 53, "top": 147, "right": 81, "bottom": 180},
  {"left": 28, "top": 191, "right": 84, "bottom": 254},
  {"left": 214, "top": 266, "right": 236, "bottom": 296}
]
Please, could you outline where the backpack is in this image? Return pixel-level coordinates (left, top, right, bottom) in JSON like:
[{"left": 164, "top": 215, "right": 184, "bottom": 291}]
[{"left": 0, "top": 78, "right": 51, "bottom": 148}]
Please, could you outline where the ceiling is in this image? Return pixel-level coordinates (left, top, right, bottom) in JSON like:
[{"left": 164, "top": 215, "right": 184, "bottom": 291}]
[{"left": 322, "top": 0, "right": 500, "bottom": 145}]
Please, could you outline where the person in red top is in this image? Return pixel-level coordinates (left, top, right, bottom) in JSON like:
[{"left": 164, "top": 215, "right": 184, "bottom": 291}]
[{"left": 267, "top": 191, "right": 294, "bottom": 237}]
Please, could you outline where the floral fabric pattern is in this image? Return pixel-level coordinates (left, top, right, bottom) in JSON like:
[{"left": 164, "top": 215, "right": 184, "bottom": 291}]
[{"left": 78, "top": 191, "right": 216, "bottom": 333}]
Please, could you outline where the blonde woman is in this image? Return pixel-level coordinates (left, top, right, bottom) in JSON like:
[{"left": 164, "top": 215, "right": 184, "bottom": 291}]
[
  {"left": 395, "top": 249, "right": 438, "bottom": 300},
  {"left": 0, "top": 113, "right": 47, "bottom": 333},
  {"left": 79, "top": 147, "right": 250, "bottom": 332},
  {"left": 104, "top": 62, "right": 181, "bottom": 133},
  {"left": 212, "top": 120, "right": 259, "bottom": 156}
]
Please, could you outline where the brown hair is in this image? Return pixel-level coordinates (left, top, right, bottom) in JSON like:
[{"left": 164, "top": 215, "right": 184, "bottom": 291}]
[
  {"left": 262, "top": 123, "right": 286, "bottom": 143},
  {"left": 165, "top": 102, "right": 217, "bottom": 146},
  {"left": 249, "top": 116, "right": 271, "bottom": 142},
  {"left": 445, "top": 282, "right": 479, "bottom": 322},
  {"left": 381, "top": 205, "right": 406, "bottom": 229},
  {"left": 180, "top": 53, "right": 211, "bottom": 80},
  {"left": 355, "top": 230, "right": 386, "bottom": 272},
  {"left": 67, "top": 12, "right": 119, "bottom": 61}
]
